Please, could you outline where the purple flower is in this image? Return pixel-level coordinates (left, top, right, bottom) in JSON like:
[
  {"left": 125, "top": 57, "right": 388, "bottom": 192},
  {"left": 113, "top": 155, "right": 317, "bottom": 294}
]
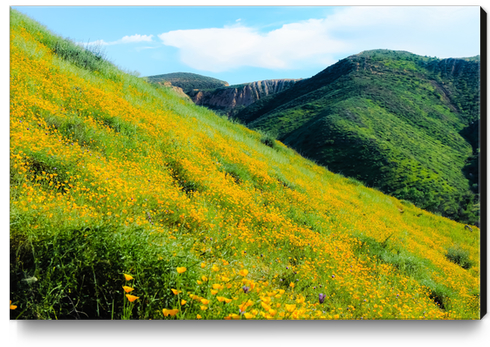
[
  {"left": 332, "top": 274, "right": 335, "bottom": 278},
  {"left": 319, "top": 293, "right": 326, "bottom": 304},
  {"left": 242, "top": 286, "right": 250, "bottom": 294}
]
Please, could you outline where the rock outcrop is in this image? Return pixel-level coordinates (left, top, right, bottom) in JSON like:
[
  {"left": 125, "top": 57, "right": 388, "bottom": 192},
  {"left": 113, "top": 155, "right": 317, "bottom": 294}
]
[{"left": 188, "top": 79, "right": 301, "bottom": 115}]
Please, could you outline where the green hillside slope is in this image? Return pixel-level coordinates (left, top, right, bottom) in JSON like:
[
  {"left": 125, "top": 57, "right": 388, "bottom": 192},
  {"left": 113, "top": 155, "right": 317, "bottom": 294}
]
[
  {"left": 10, "top": 11, "right": 480, "bottom": 320},
  {"left": 235, "top": 50, "right": 480, "bottom": 224},
  {"left": 145, "top": 72, "right": 229, "bottom": 93}
]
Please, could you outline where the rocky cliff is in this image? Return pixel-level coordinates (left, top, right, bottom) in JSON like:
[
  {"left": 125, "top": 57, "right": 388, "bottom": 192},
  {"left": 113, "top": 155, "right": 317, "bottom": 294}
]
[{"left": 188, "top": 79, "right": 301, "bottom": 115}]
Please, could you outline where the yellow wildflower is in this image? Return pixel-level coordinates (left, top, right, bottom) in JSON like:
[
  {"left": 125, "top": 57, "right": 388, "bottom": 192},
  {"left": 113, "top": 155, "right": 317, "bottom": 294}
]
[
  {"left": 239, "top": 269, "right": 249, "bottom": 277},
  {"left": 126, "top": 294, "right": 139, "bottom": 302},
  {"left": 176, "top": 267, "right": 187, "bottom": 274},
  {"left": 122, "top": 286, "right": 134, "bottom": 293},
  {"left": 244, "top": 312, "right": 254, "bottom": 319},
  {"left": 10, "top": 301, "right": 17, "bottom": 310},
  {"left": 123, "top": 274, "right": 134, "bottom": 281}
]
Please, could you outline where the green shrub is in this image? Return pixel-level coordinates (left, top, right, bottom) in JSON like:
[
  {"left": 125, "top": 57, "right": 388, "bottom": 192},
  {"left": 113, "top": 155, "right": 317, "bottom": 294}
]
[
  {"left": 446, "top": 246, "right": 472, "bottom": 269},
  {"left": 52, "top": 40, "right": 107, "bottom": 71}
]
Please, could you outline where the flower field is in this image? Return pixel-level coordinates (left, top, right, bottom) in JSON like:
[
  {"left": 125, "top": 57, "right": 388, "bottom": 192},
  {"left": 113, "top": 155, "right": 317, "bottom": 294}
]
[{"left": 9, "top": 10, "right": 480, "bottom": 320}]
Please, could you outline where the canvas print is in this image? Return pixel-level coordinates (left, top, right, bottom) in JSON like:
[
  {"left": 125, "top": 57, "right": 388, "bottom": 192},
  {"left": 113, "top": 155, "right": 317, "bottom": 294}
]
[{"left": 9, "top": 6, "right": 482, "bottom": 320}]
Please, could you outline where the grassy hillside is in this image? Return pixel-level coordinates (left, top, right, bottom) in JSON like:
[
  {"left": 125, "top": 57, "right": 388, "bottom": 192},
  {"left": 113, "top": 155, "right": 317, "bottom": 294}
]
[
  {"left": 145, "top": 72, "right": 229, "bottom": 93},
  {"left": 236, "top": 50, "right": 480, "bottom": 225},
  {"left": 10, "top": 10, "right": 480, "bottom": 320}
]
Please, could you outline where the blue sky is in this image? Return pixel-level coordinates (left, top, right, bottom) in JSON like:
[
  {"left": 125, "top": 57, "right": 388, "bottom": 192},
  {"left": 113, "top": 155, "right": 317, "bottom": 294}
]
[{"left": 11, "top": 5, "right": 481, "bottom": 87}]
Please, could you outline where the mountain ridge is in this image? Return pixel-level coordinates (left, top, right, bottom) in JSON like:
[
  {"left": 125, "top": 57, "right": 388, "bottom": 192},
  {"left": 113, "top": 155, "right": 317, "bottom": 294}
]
[
  {"left": 188, "top": 78, "right": 301, "bottom": 116},
  {"left": 235, "top": 49, "right": 480, "bottom": 224}
]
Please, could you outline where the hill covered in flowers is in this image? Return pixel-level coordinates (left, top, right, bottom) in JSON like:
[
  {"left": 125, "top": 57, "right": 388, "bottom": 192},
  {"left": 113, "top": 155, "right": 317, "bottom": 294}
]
[{"left": 10, "top": 9, "right": 480, "bottom": 320}]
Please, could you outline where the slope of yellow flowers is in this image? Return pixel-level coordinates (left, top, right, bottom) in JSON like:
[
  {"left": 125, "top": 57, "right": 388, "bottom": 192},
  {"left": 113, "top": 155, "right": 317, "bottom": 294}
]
[{"left": 10, "top": 10, "right": 480, "bottom": 320}]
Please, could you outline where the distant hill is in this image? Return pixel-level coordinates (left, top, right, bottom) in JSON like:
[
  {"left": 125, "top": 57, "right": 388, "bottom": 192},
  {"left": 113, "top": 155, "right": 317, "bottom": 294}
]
[
  {"left": 235, "top": 50, "right": 480, "bottom": 224},
  {"left": 187, "top": 79, "right": 301, "bottom": 117},
  {"left": 145, "top": 72, "right": 229, "bottom": 93}
]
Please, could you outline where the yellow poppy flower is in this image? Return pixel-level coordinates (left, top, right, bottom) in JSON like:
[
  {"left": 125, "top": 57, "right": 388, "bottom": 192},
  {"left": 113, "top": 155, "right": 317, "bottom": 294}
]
[
  {"left": 123, "top": 274, "right": 134, "bottom": 281},
  {"left": 122, "top": 286, "right": 134, "bottom": 293},
  {"left": 261, "top": 302, "right": 271, "bottom": 311},
  {"left": 168, "top": 309, "right": 179, "bottom": 316},
  {"left": 201, "top": 298, "right": 209, "bottom": 305},
  {"left": 200, "top": 262, "right": 206, "bottom": 268},
  {"left": 10, "top": 301, "right": 17, "bottom": 310},
  {"left": 176, "top": 267, "right": 186, "bottom": 274},
  {"left": 212, "top": 283, "right": 223, "bottom": 290},
  {"left": 239, "top": 269, "right": 249, "bottom": 277},
  {"left": 171, "top": 288, "right": 181, "bottom": 295},
  {"left": 289, "top": 282, "right": 295, "bottom": 288},
  {"left": 224, "top": 298, "right": 232, "bottom": 304},
  {"left": 211, "top": 264, "right": 219, "bottom": 272},
  {"left": 260, "top": 296, "right": 271, "bottom": 304},
  {"left": 200, "top": 305, "right": 208, "bottom": 311},
  {"left": 201, "top": 275, "right": 208, "bottom": 281},
  {"left": 244, "top": 312, "right": 254, "bottom": 319},
  {"left": 126, "top": 294, "right": 139, "bottom": 302},
  {"left": 285, "top": 304, "right": 296, "bottom": 312},
  {"left": 181, "top": 300, "right": 187, "bottom": 305},
  {"left": 211, "top": 289, "right": 218, "bottom": 295},
  {"left": 197, "top": 314, "right": 202, "bottom": 319}
]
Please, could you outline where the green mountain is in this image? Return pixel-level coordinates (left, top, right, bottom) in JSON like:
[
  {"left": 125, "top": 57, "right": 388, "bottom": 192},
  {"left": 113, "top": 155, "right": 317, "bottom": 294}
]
[
  {"left": 145, "top": 72, "right": 229, "bottom": 93},
  {"left": 235, "top": 50, "right": 480, "bottom": 224}
]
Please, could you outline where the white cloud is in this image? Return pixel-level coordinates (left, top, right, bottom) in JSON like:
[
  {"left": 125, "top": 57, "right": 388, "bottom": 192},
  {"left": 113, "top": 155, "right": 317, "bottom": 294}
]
[
  {"left": 80, "top": 34, "right": 154, "bottom": 47},
  {"left": 117, "top": 34, "right": 154, "bottom": 44},
  {"left": 157, "top": 6, "right": 479, "bottom": 72}
]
